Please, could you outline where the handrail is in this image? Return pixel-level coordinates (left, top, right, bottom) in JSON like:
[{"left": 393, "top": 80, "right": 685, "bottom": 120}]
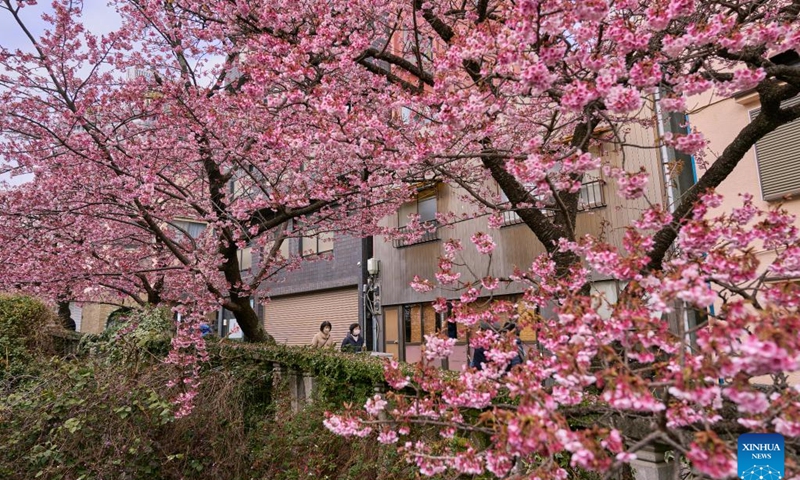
[
  {"left": 392, "top": 221, "right": 440, "bottom": 248},
  {"left": 502, "top": 179, "right": 607, "bottom": 226}
]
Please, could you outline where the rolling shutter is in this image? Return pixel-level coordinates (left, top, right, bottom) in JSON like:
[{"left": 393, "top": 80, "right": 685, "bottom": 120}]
[
  {"left": 750, "top": 95, "right": 800, "bottom": 200},
  {"left": 264, "top": 287, "right": 359, "bottom": 346}
]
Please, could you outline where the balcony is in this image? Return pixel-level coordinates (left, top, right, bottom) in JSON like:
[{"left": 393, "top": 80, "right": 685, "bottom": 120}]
[
  {"left": 392, "top": 222, "right": 440, "bottom": 248},
  {"left": 502, "top": 178, "right": 607, "bottom": 226}
]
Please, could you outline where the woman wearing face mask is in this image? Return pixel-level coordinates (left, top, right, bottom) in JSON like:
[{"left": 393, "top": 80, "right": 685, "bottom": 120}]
[
  {"left": 312, "top": 321, "right": 335, "bottom": 348},
  {"left": 340, "top": 322, "right": 364, "bottom": 353}
]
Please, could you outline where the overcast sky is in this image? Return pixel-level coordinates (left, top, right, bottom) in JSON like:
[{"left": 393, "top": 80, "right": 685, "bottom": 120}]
[{"left": 0, "top": 2, "right": 121, "bottom": 187}]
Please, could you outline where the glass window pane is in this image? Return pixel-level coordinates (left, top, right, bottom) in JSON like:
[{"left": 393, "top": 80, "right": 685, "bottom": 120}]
[
  {"left": 403, "top": 305, "right": 412, "bottom": 343},
  {"left": 418, "top": 196, "right": 437, "bottom": 223},
  {"left": 410, "top": 304, "right": 423, "bottom": 343},
  {"left": 239, "top": 247, "right": 252, "bottom": 270},
  {"left": 398, "top": 202, "right": 416, "bottom": 227},
  {"left": 173, "top": 220, "right": 206, "bottom": 239},
  {"left": 186, "top": 222, "right": 205, "bottom": 239},
  {"left": 278, "top": 238, "right": 290, "bottom": 258},
  {"left": 318, "top": 231, "right": 334, "bottom": 253},
  {"left": 422, "top": 305, "right": 436, "bottom": 337},
  {"left": 301, "top": 234, "right": 317, "bottom": 255}
]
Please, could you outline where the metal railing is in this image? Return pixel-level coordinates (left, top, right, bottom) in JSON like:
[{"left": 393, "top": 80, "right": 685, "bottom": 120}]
[
  {"left": 502, "top": 179, "right": 607, "bottom": 226},
  {"left": 392, "top": 222, "right": 440, "bottom": 248}
]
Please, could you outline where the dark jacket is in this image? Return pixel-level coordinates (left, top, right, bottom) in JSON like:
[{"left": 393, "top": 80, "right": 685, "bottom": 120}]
[
  {"left": 341, "top": 334, "right": 364, "bottom": 353},
  {"left": 508, "top": 339, "right": 524, "bottom": 370},
  {"left": 470, "top": 347, "right": 487, "bottom": 370}
]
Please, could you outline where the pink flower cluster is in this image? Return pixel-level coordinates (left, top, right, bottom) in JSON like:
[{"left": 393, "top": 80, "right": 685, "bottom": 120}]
[
  {"left": 323, "top": 414, "right": 372, "bottom": 438},
  {"left": 470, "top": 232, "right": 496, "bottom": 255},
  {"left": 606, "top": 167, "right": 649, "bottom": 200},
  {"left": 423, "top": 334, "right": 456, "bottom": 360}
]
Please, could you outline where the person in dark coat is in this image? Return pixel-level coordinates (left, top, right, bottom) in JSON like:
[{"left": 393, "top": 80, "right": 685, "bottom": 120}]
[
  {"left": 470, "top": 321, "right": 494, "bottom": 370},
  {"left": 501, "top": 322, "right": 525, "bottom": 371},
  {"left": 341, "top": 322, "right": 364, "bottom": 353}
]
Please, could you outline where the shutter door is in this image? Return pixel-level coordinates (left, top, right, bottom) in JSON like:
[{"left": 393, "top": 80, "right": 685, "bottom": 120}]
[
  {"left": 750, "top": 95, "right": 800, "bottom": 200},
  {"left": 264, "top": 287, "right": 359, "bottom": 346}
]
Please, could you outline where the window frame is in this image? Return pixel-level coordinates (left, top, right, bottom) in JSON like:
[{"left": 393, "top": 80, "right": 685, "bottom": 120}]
[
  {"left": 397, "top": 185, "right": 438, "bottom": 228},
  {"left": 300, "top": 230, "right": 334, "bottom": 257}
]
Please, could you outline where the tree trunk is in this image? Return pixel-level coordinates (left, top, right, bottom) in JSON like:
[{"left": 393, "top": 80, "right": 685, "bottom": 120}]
[{"left": 227, "top": 294, "right": 270, "bottom": 343}]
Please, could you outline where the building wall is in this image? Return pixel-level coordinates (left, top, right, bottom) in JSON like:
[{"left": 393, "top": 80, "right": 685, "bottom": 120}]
[
  {"left": 372, "top": 114, "right": 668, "bottom": 365},
  {"left": 689, "top": 90, "right": 800, "bottom": 384},
  {"left": 375, "top": 116, "right": 665, "bottom": 308},
  {"left": 264, "top": 287, "right": 359, "bottom": 346},
  {"left": 257, "top": 232, "right": 366, "bottom": 346},
  {"left": 262, "top": 234, "right": 363, "bottom": 297},
  {"left": 73, "top": 302, "right": 118, "bottom": 334},
  {"left": 689, "top": 91, "right": 800, "bottom": 266}
]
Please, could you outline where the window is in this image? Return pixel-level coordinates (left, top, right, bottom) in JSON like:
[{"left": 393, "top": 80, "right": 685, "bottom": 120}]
[
  {"left": 301, "top": 230, "right": 334, "bottom": 256},
  {"left": 398, "top": 187, "right": 437, "bottom": 227},
  {"left": 273, "top": 222, "right": 292, "bottom": 259},
  {"left": 400, "top": 106, "right": 432, "bottom": 125},
  {"left": 499, "top": 176, "right": 606, "bottom": 227},
  {"left": 171, "top": 220, "right": 206, "bottom": 239},
  {"left": 401, "top": 28, "right": 433, "bottom": 69},
  {"left": 394, "top": 186, "right": 439, "bottom": 247},
  {"left": 278, "top": 238, "right": 290, "bottom": 258},
  {"left": 402, "top": 303, "right": 439, "bottom": 344},
  {"left": 237, "top": 246, "right": 252, "bottom": 271},
  {"left": 750, "top": 95, "right": 800, "bottom": 200}
]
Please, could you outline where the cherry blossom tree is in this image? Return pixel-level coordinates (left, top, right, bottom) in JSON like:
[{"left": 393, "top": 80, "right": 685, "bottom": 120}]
[
  {"left": 303, "top": 0, "right": 800, "bottom": 477},
  {"left": 4, "top": 0, "right": 796, "bottom": 337},
  {"left": 0, "top": 0, "right": 412, "bottom": 342},
  {"left": 328, "top": 194, "right": 800, "bottom": 478},
  {"left": 3, "top": 0, "right": 800, "bottom": 473}
]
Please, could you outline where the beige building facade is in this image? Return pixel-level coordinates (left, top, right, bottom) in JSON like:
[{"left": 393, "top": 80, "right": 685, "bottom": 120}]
[{"left": 373, "top": 104, "right": 675, "bottom": 366}]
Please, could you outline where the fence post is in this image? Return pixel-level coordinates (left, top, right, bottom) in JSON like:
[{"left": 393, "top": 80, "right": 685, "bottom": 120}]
[
  {"left": 302, "top": 373, "right": 315, "bottom": 405},
  {"left": 628, "top": 444, "right": 675, "bottom": 480}
]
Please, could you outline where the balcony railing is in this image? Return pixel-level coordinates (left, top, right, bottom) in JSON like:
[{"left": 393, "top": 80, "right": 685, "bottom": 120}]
[
  {"left": 393, "top": 222, "right": 440, "bottom": 248},
  {"left": 502, "top": 179, "right": 607, "bottom": 226}
]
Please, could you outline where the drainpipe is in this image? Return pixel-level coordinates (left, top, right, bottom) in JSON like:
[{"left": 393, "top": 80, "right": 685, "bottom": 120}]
[
  {"left": 654, "top": 89, "right": 676, "bottom": 211},
  {"left": 654, "top": 91, "right": 695, "bottom": 345}
]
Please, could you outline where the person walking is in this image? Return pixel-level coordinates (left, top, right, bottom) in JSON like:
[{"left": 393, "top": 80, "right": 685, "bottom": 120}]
[
  {"left": 311, "top": 321, "right": 335, "bottom": 348},
  {"left": 501, "top": 321, "right": 525, "bottom": 371},
  {"left": 470, "top": 321, "right": 493, "bottom": 370},
  {"left": 341, "top": 322, "right": 365, "bottom": 353}
]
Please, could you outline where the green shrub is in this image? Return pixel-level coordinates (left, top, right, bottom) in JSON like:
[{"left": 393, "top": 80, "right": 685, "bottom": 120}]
[
  {"left": 0, "top": 353, "right": 270, "bottom": 479},
  {"left": 211, "top": 342, "right": 388, "bottom": 404},
  {"left": 0, "top": 294, "right": 55, "bottom": 379},
  {"left": 0, "top": 307, "right": 483, "bottom": 479},
  {"left": 78, "top": 305, "right": 173, "bottom": 362},
  {"left": 249, "top": 394, "right": 422, "bottom": 480}
]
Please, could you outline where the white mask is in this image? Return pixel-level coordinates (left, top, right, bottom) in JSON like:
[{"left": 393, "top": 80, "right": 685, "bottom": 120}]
[{"left": 353, "top": 329, "right": 361, "bottom": 336}]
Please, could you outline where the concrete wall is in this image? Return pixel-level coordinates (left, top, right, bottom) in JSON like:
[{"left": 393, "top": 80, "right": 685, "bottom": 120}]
[
  {"left": 71, "top": 302, "right": 121, "bottom": 334},
  {"left": 262, "top": 234, "right": 363, "bottom": 297}
]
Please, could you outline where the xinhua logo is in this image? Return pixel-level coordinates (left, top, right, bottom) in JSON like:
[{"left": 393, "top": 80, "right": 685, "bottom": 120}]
[{"left": 738, "top": 433, "right": 784, "bottom": 479}]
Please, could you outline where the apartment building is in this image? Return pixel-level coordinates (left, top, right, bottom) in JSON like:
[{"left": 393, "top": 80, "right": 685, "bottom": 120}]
[
  {"left": 371, "top": 109, "right": 681, "bottom": 368},
  {"left": 689, "top": 81, "right": 800, "bottom": 263}
]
